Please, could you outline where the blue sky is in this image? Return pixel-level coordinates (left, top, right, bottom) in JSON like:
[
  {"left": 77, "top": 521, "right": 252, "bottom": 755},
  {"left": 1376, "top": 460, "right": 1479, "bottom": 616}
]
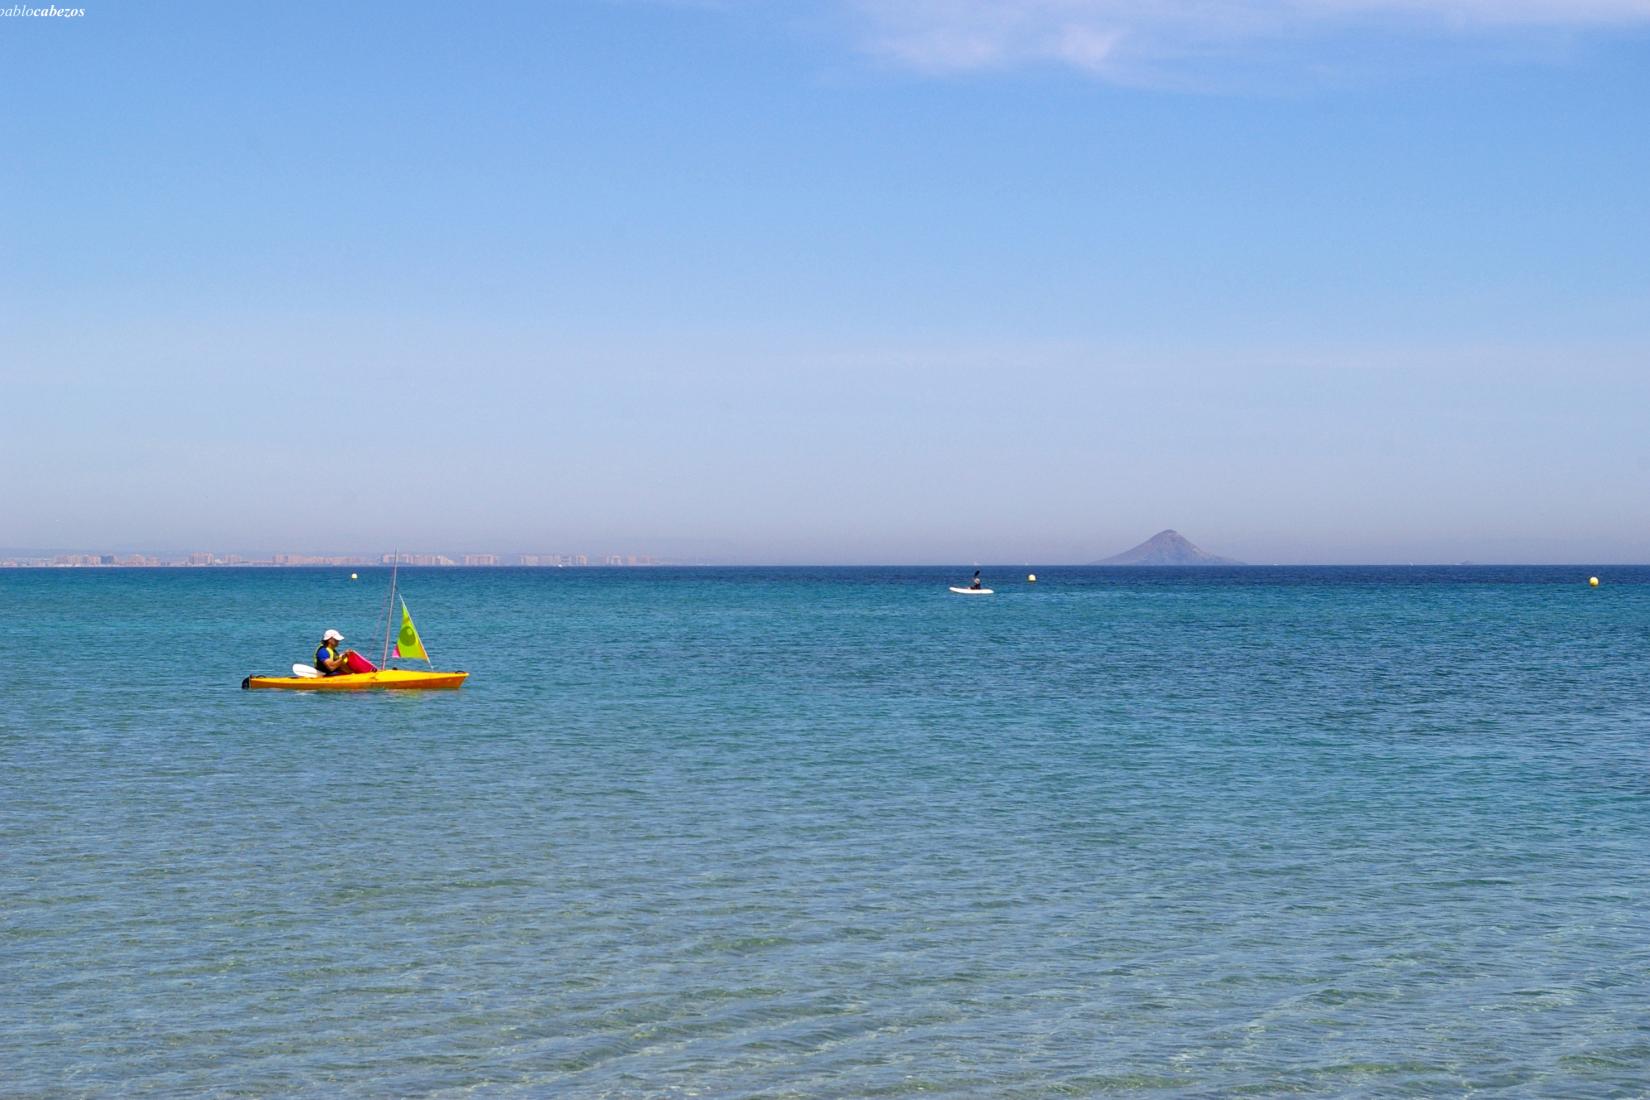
[{"left": 2, "top": 0, "right": 1646, "bottom": 563}]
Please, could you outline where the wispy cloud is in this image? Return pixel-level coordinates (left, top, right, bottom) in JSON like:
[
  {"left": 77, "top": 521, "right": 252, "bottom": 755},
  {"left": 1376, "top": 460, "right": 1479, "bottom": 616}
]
[{"left": 848, "top": 0, "right": 1650, "bottom": 79}]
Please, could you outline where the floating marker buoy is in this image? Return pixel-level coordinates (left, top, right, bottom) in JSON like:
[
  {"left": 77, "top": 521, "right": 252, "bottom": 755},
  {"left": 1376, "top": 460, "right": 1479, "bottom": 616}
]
[
  {"left": 1028, "top": 574, "right": 1037, "bottom": 583},
  {"left": 1589, "top": 576, "right": 1599, "bottom": 587},
  {"left": 351, "top": 573, "right": 359, "bottom": 580}
]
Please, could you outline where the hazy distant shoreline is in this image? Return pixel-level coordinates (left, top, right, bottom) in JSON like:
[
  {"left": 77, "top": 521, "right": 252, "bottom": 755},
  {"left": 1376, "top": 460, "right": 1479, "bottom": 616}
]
[{"left": 5, "top": 559, "right": 1642, "bottom": 570}]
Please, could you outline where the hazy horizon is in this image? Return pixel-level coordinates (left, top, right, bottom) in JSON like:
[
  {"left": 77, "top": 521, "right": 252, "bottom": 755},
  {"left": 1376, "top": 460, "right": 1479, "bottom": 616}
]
[
  {"left": 6, "top": 537, "right": 1647, "bottom": 569},
  {"left": 4, "top": 2, "right": 1646, "bottom": 564}
]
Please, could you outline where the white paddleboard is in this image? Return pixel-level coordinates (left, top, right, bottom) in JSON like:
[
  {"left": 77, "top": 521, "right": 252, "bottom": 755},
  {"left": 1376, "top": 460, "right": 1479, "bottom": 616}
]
[{"left": 949, "top": 586, "right": 994, "bottom": 595}]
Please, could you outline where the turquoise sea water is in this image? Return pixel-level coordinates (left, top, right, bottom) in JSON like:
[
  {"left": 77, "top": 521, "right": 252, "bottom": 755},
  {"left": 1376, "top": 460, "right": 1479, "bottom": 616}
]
[{"left": 3, "top": 565, "right": 1648, "bottom": 1097}]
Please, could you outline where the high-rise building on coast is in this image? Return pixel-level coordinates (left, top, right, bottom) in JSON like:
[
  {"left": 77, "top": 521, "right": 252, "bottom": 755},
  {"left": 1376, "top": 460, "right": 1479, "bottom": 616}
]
[
  {"left": 384, "top": 553, "right": 457, "bottom": 566},
  {"left": 276, "top": 554, "right": 370, "bottom": 566},
  {"left": 518, "top": 554, "right": 585, "bottom": 566}
]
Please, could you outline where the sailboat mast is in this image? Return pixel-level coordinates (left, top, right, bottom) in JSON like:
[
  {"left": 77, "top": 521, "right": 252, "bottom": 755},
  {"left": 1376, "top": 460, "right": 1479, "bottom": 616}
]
[{"left": 381, "top": 551, "right": 398, "bottom": 668}]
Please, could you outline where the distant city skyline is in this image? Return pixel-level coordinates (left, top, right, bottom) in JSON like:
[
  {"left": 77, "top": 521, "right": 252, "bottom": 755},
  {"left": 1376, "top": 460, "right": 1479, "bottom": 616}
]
[
  {"left": 3, "top": 2, "right": 1646, "bottom": 564},
  {"left": 0, "top": 550, "right": 658, "bottom": 569}
]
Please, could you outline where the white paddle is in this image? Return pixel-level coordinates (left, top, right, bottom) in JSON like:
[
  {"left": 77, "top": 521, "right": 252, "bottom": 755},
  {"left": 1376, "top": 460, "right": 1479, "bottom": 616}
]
[{"left": 290, "top": 664, "right": 323, "bottom": 678}]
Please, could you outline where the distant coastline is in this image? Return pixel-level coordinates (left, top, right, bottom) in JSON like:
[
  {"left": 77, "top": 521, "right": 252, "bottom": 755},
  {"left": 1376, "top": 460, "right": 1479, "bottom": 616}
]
[
  {"left": 0, "top": 551, "right": 662, "bottom": 569},
  {"left": 7, "top": 557, "right": 1643, "bottom": 570},
  {"left": 4, "top": 531, "right": 1641, "bottom": 571}
]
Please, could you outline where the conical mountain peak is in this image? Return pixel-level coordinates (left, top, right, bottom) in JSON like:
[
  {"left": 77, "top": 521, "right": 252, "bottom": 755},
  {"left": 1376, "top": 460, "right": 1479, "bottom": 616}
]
[{"left": 1093, "top": 530, "right": 1242, "bottom": 566}]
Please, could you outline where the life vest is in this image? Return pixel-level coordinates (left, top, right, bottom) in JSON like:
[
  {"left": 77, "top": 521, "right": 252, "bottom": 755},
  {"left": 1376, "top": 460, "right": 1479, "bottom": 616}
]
[{"left": 315, "top": 642, "right": 338, "bottom": 673}]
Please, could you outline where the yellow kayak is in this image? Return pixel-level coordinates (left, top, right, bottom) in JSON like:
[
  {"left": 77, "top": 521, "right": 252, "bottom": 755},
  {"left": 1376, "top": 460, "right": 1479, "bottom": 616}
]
[{"left": 242, "top": 669, "right": 469, "bottom": 691}]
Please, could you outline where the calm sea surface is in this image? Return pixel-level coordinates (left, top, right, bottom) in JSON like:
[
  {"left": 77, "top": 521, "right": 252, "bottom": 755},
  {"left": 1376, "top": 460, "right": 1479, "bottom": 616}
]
[{"left": 3, "top": 566, "right": 1648, "bottom": 1097}]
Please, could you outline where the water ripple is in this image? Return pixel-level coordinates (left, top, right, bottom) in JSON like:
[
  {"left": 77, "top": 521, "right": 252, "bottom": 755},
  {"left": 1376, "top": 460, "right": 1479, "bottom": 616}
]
[{"left": 3, "top": 566, "right": 1648, "bottom": 1096}]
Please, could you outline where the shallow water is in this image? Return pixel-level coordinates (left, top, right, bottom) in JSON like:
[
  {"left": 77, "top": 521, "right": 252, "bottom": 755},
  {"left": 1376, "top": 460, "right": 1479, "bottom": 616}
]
[{"left": 4, "top": 566, "right": 1648, "bottom": 1096}]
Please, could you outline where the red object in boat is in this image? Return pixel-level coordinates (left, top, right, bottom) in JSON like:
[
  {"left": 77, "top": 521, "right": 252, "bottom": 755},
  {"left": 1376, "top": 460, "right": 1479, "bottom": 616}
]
[{"left": 344, "top": 649, "right": 379, "bottom": 674}]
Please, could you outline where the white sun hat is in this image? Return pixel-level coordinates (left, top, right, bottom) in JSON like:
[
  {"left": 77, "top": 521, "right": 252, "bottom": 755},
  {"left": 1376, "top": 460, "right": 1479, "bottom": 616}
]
[{"left": 323, "top": 629, "right": 344, "bottom": 642}]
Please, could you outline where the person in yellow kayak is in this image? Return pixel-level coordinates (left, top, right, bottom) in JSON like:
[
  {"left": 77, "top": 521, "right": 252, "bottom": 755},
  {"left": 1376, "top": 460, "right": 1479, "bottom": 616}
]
[{"left": 314, "top": 629, "right": 351, "bottom": 675}]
